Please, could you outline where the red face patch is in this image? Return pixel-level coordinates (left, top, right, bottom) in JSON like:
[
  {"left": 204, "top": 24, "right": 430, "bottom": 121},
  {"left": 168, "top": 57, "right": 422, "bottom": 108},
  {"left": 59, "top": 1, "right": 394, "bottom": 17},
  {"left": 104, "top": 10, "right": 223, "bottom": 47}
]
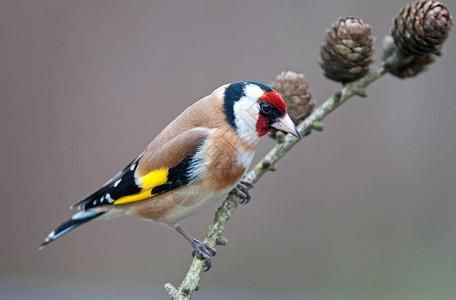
[
  {"left": 255, "top": 90, "right": 287, "bottom": 137},
  {"left": 256, "top": 115, "right": 270, "bottom": 137},
  {"left": 258, "top": 91, "right": 287, "bottom": 114}
]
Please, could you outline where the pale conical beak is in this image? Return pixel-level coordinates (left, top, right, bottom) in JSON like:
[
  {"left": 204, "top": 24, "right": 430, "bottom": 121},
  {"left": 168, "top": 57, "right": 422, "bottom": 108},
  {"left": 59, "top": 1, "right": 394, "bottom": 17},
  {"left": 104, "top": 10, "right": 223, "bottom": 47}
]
[{"left": 271, "top": 113, "right": 301, "bottom": 139}]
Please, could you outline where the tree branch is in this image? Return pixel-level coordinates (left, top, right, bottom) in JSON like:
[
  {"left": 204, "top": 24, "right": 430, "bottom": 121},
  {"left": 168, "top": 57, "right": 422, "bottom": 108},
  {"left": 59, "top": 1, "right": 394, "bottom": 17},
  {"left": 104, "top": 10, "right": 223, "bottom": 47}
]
[{"left": 164, "top": 62, "right": 387, "bottom": 299}]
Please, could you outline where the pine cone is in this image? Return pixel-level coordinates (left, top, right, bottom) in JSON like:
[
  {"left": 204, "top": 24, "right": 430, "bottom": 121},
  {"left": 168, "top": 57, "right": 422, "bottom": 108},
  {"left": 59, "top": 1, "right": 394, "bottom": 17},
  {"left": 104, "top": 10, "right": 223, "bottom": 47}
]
[
  {"left": 271, "top": 71, "right": 314, "bottom": 124},
  {"left": 269, "top": 71, "right": 314, "bottom": 138},
  {"left": 391, "top": 53, "right": 435, "bottom": 78},
  {"left": 320, "top": 17, "right": 375, "bottom": 83},
  {"left": 382, "top": 35, "right": 435, "bottom": 78},
  {"left": 392, "top": 0, "right": 453, "bottom": 57}
]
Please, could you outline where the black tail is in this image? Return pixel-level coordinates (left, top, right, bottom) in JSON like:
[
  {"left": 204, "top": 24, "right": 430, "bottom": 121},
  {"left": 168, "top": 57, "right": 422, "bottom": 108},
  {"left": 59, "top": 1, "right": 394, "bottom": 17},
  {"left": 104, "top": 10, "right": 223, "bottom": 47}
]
[{"left": 39, "top": 211, "right": 104, "bottom": 249}]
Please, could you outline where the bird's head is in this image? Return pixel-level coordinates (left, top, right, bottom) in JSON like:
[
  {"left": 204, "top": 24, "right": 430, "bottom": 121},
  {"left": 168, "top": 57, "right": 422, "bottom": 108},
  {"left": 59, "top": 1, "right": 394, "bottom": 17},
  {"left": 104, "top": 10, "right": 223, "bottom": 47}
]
[{"left": 221, "top": 81, "right": 300, "bottom": 144}]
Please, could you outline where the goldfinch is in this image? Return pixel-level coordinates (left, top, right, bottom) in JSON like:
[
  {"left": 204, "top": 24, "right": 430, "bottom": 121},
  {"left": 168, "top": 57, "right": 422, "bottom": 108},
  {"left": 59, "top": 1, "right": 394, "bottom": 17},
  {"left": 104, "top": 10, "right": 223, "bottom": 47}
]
[{"left": 40, "top": 81, "right": 300, "bottom": 269}]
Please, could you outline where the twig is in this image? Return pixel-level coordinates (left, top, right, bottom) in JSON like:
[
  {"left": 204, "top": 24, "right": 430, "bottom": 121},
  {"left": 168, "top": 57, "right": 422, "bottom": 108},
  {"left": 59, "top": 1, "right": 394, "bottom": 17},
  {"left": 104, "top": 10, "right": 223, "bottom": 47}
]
[{"left": 165, "top": 62, "right": 388, "bottom": 299}]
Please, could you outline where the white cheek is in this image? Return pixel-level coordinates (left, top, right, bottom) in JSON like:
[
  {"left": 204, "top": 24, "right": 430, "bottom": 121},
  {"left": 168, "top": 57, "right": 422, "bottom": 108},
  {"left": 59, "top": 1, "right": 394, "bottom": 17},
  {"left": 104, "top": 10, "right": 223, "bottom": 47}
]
[
  {"left": 234, "top": 98, "right": 258, "bottom": 126},
  {"left": 233, "top": 97, "right": 260, "bottom": 144}
]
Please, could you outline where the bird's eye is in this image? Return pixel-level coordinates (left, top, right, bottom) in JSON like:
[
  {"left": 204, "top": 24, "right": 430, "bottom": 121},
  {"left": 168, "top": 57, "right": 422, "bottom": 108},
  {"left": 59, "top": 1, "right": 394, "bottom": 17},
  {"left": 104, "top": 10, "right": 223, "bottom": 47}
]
[{"left": 260, "top": 103, "right": 272, "bottom": 114}]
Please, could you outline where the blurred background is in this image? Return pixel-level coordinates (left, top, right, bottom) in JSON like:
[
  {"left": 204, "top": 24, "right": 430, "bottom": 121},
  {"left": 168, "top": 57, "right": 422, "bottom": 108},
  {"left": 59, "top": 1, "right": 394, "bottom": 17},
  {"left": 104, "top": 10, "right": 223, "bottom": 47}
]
[{"left": 1, "top": 0, "right": 456, "bottom": 299}]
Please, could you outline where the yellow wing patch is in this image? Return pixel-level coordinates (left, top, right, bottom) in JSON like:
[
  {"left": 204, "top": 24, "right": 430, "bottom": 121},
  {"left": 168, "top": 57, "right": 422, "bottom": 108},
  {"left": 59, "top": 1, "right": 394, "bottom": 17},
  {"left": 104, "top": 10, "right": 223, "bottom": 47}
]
[
  {"left": 112, "top": 189, "right": 156, "bottom": 205},
  {"left": 141, "top": 168, "right": 169, "bottom": 188},
  {"left": 113, "top": 168, "right": 169, "bottom": 205}
]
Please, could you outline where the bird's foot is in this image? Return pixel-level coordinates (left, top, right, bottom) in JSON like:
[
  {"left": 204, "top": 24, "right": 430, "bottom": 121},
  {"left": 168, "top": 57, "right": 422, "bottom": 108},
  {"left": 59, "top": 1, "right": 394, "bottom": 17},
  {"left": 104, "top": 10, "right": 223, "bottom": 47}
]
[
  {"left": 190, "top": 239, "right": 217, "bottom": 271},
  {"left": 230, "top": 180, "right": 254, "bottom": 204}
]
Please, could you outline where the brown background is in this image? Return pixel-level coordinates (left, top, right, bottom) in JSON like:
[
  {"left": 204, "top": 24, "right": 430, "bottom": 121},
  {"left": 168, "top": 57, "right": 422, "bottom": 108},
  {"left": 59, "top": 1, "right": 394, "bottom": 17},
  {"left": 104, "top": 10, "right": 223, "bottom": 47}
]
[{"left": 1, "top": 0, "right": 456, "bottom": 299}]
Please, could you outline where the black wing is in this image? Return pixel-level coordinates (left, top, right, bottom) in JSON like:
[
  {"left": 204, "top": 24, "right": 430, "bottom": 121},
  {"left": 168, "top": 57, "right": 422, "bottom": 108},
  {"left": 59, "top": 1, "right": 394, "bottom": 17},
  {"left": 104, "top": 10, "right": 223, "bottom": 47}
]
[{"left": 72, "top": 156, "right": 142, "bottom": 210}]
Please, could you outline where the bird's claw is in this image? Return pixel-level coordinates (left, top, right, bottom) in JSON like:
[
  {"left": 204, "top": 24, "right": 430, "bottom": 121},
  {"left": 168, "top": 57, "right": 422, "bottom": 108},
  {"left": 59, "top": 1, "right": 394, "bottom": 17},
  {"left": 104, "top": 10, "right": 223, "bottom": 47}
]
[
  {"left": 230, "top": 180, "right": 254, "bottom": 204},
  {"left": 191, "top": 239, "right": 216, "bottom": 271}
]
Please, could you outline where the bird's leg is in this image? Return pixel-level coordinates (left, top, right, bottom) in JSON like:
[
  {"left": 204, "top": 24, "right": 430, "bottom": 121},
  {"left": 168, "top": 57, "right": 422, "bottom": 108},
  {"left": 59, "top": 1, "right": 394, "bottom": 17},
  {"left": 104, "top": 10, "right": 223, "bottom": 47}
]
[
  {"left": 175, "top": 225, "right": 216, "bottom": 271},
  {"left": 230, "top": 180, "right": 254, "bottom": 204}
]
